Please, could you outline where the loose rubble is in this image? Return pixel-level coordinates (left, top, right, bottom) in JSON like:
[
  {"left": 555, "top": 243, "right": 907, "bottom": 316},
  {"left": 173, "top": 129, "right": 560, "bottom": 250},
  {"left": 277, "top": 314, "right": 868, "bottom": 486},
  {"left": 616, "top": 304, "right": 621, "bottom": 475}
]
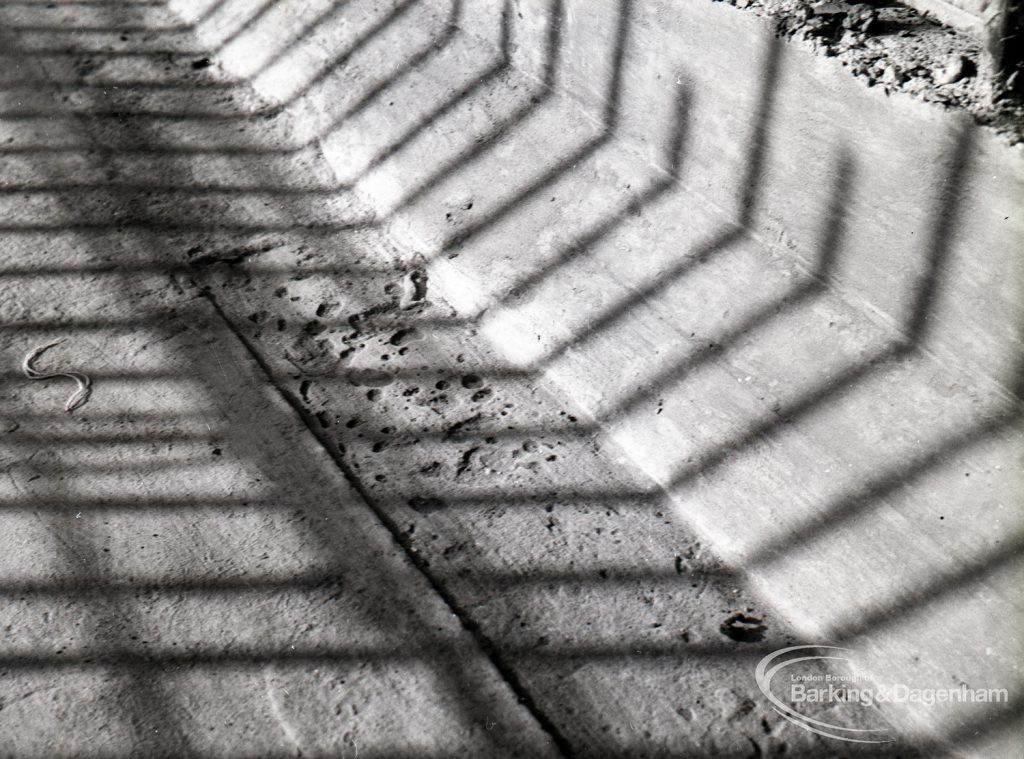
[{"left": 714, "top": 0, "right": 1024, "bottom": 144}]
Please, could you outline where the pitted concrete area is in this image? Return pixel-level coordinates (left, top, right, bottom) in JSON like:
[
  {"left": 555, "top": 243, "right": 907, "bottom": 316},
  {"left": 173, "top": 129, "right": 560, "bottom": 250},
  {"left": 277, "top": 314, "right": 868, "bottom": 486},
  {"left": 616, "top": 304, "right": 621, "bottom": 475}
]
[{"left": 1, "top": 0, "right": 1021, "bottom": 757}]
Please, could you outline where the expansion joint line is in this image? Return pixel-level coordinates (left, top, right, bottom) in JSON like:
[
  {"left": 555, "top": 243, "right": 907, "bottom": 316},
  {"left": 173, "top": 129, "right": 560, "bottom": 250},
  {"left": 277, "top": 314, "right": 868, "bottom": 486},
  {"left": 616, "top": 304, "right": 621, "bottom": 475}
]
[{"left": 198, "top": 288, "right": 576, "bottom": 759}]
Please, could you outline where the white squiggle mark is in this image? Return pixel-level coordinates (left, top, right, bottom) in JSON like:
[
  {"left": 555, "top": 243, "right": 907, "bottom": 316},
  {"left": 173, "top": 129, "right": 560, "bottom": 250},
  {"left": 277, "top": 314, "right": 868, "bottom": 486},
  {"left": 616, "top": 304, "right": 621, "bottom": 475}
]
[{"left": 22, "top": 339, "right": 92, "bottom": 412}]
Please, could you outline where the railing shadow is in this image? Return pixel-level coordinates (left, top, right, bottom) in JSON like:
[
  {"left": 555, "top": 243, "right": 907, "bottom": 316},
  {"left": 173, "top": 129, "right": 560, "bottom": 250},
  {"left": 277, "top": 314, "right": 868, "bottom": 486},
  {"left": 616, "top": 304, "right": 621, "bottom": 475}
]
[{"left": 0, "top": 0, "right": 1019, "bottom": 756}]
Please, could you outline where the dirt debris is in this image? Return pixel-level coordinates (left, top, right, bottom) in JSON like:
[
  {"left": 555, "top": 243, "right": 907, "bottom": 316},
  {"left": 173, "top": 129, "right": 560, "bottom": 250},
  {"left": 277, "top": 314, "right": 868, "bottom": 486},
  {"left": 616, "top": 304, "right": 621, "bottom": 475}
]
[
  {"left": 720, "top": 613, "right": 769, "bottom": 642},
  {"left": 399, "top": 270, "right": 428, "bottom": 309},
  {"left": 715, "top": 0, "right": 1024, "bottom": 143}
]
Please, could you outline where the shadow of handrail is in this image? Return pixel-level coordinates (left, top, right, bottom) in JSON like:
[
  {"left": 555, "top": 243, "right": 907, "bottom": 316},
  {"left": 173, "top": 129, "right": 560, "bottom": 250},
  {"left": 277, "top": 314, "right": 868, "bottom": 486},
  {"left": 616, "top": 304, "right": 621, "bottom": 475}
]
[{"left": 0, "top": 0, "right": 1019, "bottom": 755}]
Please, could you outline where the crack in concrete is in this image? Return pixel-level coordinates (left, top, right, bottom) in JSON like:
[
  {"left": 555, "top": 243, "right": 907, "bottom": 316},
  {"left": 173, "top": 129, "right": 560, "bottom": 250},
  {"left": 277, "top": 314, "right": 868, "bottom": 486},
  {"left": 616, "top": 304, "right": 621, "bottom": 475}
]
[{"left": 197, "top": 287, "right": 576, "bottom": 758}]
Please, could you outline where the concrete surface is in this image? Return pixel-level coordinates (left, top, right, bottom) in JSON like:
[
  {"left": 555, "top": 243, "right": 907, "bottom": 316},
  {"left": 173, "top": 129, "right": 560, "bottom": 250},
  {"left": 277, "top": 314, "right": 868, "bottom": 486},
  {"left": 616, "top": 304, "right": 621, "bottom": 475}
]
[{"left": 1, "top": 0, "right": 1021, "bottom": 756}]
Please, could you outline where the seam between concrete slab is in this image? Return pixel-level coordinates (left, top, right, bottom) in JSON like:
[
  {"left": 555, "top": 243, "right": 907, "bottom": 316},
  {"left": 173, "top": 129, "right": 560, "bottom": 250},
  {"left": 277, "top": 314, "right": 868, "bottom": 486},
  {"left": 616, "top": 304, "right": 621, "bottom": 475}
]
[{"left": 196, "top": 287, "right": 577, "bottom": 759}]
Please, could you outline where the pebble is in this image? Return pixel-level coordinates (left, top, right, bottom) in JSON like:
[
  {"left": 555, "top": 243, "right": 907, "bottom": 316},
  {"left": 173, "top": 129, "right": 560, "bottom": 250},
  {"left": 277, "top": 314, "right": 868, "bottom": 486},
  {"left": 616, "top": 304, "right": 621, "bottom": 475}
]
[
  {"left": 842, "top": 3, "right": 876, "bottom": 32},
  {"left": 837, "top": 29, "right": 864, "bottom": 48},
  {"left": 399, "top": 270, "right": 428, "bottom": 309},
  {"left": 881, "top": 64, "right": 904, "bottom": 85},
  {"left": 1006, "top": 69, "right": 1021, "bottom": 93},
  {"left": 934, "top": 55, "right": 975, "bottom": 85}
]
